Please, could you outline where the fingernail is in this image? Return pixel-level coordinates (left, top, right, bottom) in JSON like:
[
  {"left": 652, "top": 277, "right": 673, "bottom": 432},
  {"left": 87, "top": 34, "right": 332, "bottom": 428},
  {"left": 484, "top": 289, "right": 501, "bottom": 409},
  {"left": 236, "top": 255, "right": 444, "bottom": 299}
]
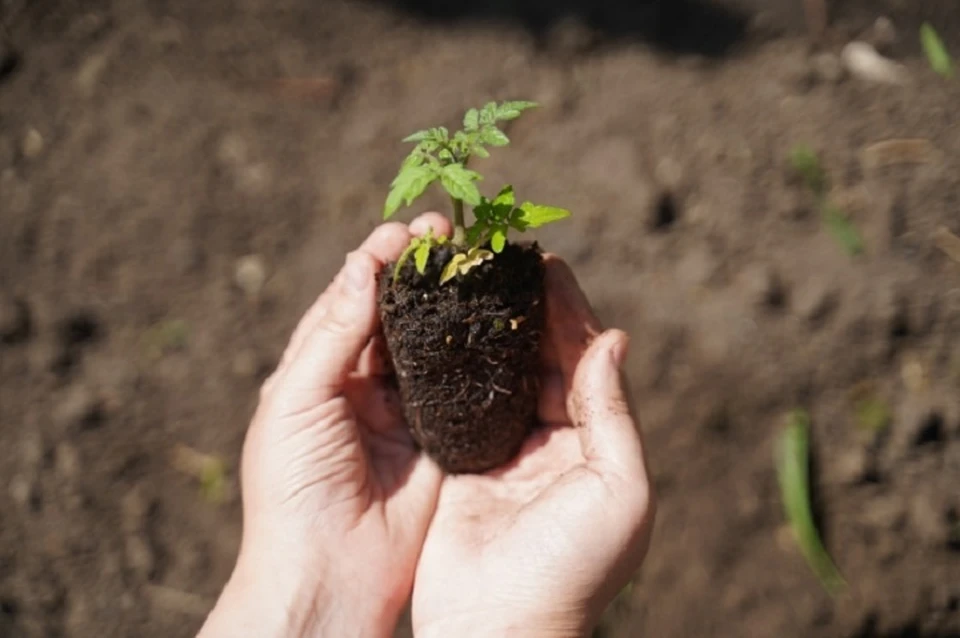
[
  {"left": 343, "top": 253, "right": 371, "bottom": 292},
  {"left": 608, "top": 332, "right": 629, "bottom": 369}
]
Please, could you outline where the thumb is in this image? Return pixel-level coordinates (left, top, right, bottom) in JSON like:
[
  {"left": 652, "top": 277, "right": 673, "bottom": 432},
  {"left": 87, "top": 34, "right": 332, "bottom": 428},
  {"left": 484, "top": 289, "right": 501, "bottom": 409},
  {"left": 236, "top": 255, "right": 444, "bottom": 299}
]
[
  {"left": 569, "top": 329, "right": 646, "bottom": 480},
  {"left": 273, "top": 250, "right": 380, "bottom": 408}
]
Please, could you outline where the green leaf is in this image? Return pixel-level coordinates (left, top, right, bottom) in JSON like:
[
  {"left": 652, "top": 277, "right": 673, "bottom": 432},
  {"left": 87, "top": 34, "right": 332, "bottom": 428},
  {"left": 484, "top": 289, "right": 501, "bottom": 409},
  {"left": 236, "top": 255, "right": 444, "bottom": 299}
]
[
  {"left": 493, "top": 184, "right": 515, "bottom": 207},
  {"left": 855, "top": 397, "right": 891, "bottom": 434},
  {"left": 471, "top": 145, "right": 490, "bottom": 159},
  {"left": 384, "top": 183, "right": 406, "bottom": 219},
  {"left": 921, "top": 23, "right": 953, "bottom": 78},
  {"left": 472, "top": 197, "right": 493, "bottom": 222},
  {"left": 403, "top": 129, "right": 432, "bottom": 143},
  {"left": 199, "top": 456, "right": 228, "bottom": 504},
  {"left": 481, "top": 126, "right": 510, "bottom": 147},
  {"left": 463, "top": 108, "right": 480, "bottom": 131},
  {"left": 822, "top": 205, "right": 864, "bottom": 257},
  {"left": 401, "top": 149, "right": 423, "bottom": 170},
  {"left": 495, "top": 100, "right": 538, "bottom": 121},
  {"left": 516, "top": 202, "right": 572, "bottom": 228},
  {"left": 402, "top": 165, "right": 439, "bottom": 205},
  {"left": 440, "top": 164, "right": 482, "bottom": 205},
  {"left": 393, "top": 238, "right": 420, "bottom": 283},
  {"left": 459, "top": 247, "right": 494, "bottom": 274},
  {"left": 465, "top": 223, "right": 487, "bottom": 247},
  {"left": 440, "top": 254, "right": 465, "bottom": 284},
  {"left": 789, "top": 145, "right": 828, "bottom": 197},
  {"left": 480, "top": 102, "right": 498, "bottom": 125},
  {"left": 775, "top": 410, "right": 847, "bottom": 596},
  {"left": 384, "top": 165, "right": 438, "bottom": 218},
  {"left": 414, "top": 241, "right": 431, "bottom": 274},
  {"left": 491, "top": 227, "right": 507, "bottom": 253}
]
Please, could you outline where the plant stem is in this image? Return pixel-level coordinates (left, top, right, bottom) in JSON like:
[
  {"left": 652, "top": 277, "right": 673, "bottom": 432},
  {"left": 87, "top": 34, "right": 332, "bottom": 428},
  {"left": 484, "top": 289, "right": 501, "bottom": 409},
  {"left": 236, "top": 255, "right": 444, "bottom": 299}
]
[{"left": 452, "top": 197, "right": 466, "bottom": 246}]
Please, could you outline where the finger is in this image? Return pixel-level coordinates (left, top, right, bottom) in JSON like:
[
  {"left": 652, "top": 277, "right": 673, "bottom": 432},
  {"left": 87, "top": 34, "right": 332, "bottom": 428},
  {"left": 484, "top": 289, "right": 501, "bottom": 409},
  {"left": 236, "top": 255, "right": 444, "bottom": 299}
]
[
  {"left": 409, "top": 212, "right": 453, "bottom": 239},
  {"left": 355, "top": 335, "right": 392, "bottom": 377},
  {"left": 569, "top": 329, "right": 646, "bottom": 480},
  {"left": 272, "top": 250, "right": 380, "bottom": 406},
  {"left": 543, "top": 255, "right": 603, "bottom": 384},
  {"left": 272, "top": 222, "right": 412, "bottom": 380}
]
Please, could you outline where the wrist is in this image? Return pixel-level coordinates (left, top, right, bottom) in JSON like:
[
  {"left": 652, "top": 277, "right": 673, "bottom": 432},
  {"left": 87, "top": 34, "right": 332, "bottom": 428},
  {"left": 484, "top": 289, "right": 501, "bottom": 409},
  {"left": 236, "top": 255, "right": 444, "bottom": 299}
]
[
  {"left": 199, "top": 551, "right": 399, "bottom": 638},
  {"left": 415, "top": 613, "right": 588, "bottom": 638}
]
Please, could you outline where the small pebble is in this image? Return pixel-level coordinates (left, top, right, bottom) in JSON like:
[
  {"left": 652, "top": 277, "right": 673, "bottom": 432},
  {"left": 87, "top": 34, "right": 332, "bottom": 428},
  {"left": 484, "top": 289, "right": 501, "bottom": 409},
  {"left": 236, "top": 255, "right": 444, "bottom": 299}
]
[
  {"left": 860, "top": 138, "right": 938, "bottom": 171},
  {"left": 655, "top": 157, "right": 684, "bottom": 190},
  {"left": 125, "top": 535, "right": 156, "bottom": 580},
  {"left": 810, "top": 53, "right": 845, "bottom": 84},
  {"left": 53, "top": 384, "right": 101, "bottom": 431},
  {"left": 9, "top": 474, "right": 35, "bottom": 508},
  {"left": 841, "top": 41, "right": 909, "bottom": 85},
  {"left": 934, "top": 226, "right": 960, "bottom": 263},
  {"left": 75, "top": 53, "right": 108, "bottom": 96},
  {"left": 867, "top": 16, "right": 897, "bottom": 52},
  {"left": 237, "top": 163, "right": 271, "bottom": 196},
  {"left": 55, "top": 443, "right": 80, "bottom": 478},
  {"left": 21, "top": 128, "right": 44, "bottom": 159},
  {"left": 739, "top": 264, "right": 785, "bottom": 308},
  {"left": 234, "top": 254, "right": 267, "bottom": 298},
  {"left": 792, "top": 278, "right": 836, "bottom": 323},
  {"left": 231, "top": 349, "right": 263, "bottom": 379},
  {"left": 216, "top": 133, "right": 248, "bottom": 167},
  {"left": 830, "top": 447, "right": 868, "bottom": 485}
]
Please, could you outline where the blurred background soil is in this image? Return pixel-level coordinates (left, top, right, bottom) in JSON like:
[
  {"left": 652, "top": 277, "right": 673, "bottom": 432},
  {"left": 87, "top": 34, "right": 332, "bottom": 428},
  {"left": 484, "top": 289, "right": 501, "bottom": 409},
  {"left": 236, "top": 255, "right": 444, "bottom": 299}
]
[{"left": 1, "top": 0, "right": 959, "bottom": 636}]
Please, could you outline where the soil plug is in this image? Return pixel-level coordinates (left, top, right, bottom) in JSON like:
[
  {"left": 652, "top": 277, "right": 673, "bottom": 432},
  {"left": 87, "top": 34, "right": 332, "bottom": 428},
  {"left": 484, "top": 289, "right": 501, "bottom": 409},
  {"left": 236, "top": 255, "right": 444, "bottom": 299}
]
[
  {"left": 775, "top": 409, "right": 847, "bottom": 595},
  {"left": 377, "top": 101, "right": 572, "bottom": 473}
]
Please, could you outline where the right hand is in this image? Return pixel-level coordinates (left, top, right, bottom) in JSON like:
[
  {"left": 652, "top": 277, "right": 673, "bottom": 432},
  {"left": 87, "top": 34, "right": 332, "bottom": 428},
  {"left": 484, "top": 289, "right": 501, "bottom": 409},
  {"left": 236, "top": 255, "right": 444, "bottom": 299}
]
[{"left": 412, "top": 255, "right": 657, "bottom": 638}]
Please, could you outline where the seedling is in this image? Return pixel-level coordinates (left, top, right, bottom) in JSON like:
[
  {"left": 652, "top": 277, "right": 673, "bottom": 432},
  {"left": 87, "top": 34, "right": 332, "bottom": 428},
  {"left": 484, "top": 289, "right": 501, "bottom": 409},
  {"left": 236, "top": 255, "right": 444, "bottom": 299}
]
[
  {"left": 170, "top": 443, "right": 230, "bottom": 505},
  {"left": 141, "top": 318, "right": 189, "bottom": 360},
  {"left": 377, "top": 101, "right": 574, "bottom": 473},
  {"left": 775, "top": 409, "right": 846, "bottom": 595},
  {"left": 849, "top": 382, "right": 891, "bottom": 436},
  {"left": 788, "top": 145, "right": 864, "bottom": 257},
  {"left": 920, "top": 23, "right": 953, "bottom": 79},
  {"left": 384, "top": 101, "right": 571, "bottom": 283}
]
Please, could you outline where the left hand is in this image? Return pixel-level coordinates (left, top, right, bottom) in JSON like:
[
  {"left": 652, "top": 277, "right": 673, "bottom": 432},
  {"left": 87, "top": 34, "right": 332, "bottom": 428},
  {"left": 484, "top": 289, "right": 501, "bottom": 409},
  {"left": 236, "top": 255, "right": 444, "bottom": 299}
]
[{"left": 198, "top": 213, "right": 452, "bottom": 638}]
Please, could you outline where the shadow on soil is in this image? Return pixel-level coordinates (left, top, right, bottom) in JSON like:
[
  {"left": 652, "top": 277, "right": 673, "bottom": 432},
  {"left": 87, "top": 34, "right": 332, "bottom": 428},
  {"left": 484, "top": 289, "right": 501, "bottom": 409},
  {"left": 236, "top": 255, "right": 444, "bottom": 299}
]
[
  {"left": 854, "top": 614, "right": 960, "bottom": 638},
  {"left": 365, "top": 0, "right": 751, "bottom": 57}
]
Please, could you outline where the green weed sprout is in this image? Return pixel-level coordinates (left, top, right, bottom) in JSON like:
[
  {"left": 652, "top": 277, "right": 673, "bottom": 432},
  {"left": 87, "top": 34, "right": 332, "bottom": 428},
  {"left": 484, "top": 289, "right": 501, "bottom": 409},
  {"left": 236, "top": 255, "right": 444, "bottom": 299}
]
[
  {"left": 921, "top": 23, "right": 953, "bottom": 79},
  {"left": 789, "top": 145, "right": 864, "bottom": 257},
  {"left": 383, "top": 101, "right": 571, "bottom": 283},
  {"left": 776, "top": 409, "right": 847, "bottom": 596}
]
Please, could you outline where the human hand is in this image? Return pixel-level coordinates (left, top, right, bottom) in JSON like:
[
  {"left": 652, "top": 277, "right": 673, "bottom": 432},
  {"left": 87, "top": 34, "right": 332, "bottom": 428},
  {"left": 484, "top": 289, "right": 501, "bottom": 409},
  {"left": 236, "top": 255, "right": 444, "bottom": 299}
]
[
  {"left": 412, "top": 256, "right": 656, "bottom": 638},
  {"left": 198, "top": 214, "right": 452, "bottom": 638}
]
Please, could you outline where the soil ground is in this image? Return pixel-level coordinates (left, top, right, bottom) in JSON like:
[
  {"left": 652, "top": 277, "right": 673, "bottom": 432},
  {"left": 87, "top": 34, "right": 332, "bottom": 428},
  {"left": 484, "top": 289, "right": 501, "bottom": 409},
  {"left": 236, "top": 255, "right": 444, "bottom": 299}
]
[{"left": 2, "top": 0, "right": 959, "bottom": 636}]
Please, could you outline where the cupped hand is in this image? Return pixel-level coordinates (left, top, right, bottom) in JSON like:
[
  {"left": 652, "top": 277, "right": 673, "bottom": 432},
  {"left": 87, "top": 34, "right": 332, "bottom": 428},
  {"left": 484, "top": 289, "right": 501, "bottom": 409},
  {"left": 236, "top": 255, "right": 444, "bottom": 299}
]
[
  {"left": 412, "top": 256, "right": 657, "bottom": 638},
  {"left": 199, "top": 213, "right": 451, "bottom": 638}
]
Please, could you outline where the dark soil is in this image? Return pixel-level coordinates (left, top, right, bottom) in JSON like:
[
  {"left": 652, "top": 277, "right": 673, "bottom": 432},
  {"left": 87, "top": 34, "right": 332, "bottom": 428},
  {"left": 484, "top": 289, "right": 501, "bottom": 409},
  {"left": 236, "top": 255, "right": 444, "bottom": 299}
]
[
  {"left": 2, "top": 0, "right": 960, "bottom": 636},
  {"left": 378, "top": 242, "right": 545, "bottom": 474}
]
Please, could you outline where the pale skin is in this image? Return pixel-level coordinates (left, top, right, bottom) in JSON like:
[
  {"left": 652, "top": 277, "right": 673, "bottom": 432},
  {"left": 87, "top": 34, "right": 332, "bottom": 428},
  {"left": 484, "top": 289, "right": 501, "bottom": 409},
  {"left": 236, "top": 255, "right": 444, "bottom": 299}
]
[{"left": 198, "top": 213, "right": 655, "bottom": 638}]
